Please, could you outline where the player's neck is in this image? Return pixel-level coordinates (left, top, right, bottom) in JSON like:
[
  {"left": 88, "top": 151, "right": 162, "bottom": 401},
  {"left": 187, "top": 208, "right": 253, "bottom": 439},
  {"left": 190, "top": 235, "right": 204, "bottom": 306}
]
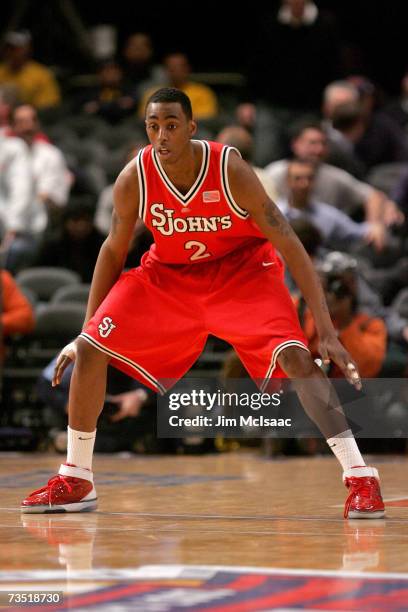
[{"left": 160, "top": 141, "right": 202, "bottom": 194}]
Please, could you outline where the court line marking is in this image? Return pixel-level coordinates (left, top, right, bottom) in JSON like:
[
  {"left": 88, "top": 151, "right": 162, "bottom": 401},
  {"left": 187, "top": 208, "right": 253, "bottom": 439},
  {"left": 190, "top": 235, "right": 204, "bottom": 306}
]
[
  {"left": 7, "top": 524, "right": 408, "bottom": 537},
  {"left": 0, "top": 509, "right": 356, "bottom": 522},
  {"left": 1, "top": 565, "right": 408, "bottom": 581},
  {"left": 2, "top": 508, "right": 408, "bottom": 523},
  {"left": 133, "top": 563, "right": 408, "bottom": 580}
]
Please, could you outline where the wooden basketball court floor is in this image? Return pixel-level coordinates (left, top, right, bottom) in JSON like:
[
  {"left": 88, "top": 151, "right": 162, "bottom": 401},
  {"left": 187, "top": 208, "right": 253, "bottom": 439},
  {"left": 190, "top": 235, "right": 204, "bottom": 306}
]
[{"left": 1, "top": 451, "right": 408, "bottom": 610}]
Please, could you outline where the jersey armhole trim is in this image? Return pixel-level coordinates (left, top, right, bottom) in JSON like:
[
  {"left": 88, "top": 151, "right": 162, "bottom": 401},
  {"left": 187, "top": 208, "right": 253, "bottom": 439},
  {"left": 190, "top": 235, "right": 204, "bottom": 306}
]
[
  {"left": 220, "top": 146, "right": 249, "bottom": 220},
  {"left": 135, "top": 148, "right": 147, "bottom": 221}
]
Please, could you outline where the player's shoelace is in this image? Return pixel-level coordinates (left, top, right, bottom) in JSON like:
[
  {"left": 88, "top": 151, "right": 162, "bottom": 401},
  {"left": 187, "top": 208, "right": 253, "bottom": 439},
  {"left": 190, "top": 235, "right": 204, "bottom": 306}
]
[
  {"left": 47, "top": 475, "right": 73, "bottom": 507},
  {"left": 344, "top": 477, "right": 379, "bottom": 518},
  {"left": 28, "top": 475, "right": 73, "bottom": 507}
]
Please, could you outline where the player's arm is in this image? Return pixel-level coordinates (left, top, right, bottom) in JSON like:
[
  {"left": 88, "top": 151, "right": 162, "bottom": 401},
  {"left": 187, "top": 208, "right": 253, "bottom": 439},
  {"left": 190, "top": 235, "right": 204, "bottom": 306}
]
[
  {"left": 227, "top": 153, "right": 359, "bottom": 382},
  {"left": 52, "top": 162, "right": 140, "bottom": 386}
]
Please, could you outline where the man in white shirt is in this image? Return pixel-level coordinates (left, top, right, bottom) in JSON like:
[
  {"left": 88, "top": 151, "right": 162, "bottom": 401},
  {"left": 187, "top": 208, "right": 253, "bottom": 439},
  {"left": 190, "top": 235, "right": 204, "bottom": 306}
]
[
  {"left": 11, "top": 104, "right": 71, "bottom": 234},
  {"left": 278, "top": 159, "right": 380, "bottom": 251},
  {"left": 0, "top": 132, "right": 35, "bottom": 271},
  {"left": 264, "top": 122, "right": 398, "bottom": 241}
]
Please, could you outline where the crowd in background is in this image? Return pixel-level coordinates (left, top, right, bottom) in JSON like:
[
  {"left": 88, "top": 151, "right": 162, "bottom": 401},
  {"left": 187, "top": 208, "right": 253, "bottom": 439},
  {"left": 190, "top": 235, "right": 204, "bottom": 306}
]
[{"left": 1, "top": 0, "right": 408, "bottom": 454}]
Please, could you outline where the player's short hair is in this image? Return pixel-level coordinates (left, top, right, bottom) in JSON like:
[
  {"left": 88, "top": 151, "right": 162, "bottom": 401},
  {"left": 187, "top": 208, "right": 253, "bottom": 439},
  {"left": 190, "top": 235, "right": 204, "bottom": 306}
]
[{"left": 145, "top": 87, "right": 193, "bottom": 120}]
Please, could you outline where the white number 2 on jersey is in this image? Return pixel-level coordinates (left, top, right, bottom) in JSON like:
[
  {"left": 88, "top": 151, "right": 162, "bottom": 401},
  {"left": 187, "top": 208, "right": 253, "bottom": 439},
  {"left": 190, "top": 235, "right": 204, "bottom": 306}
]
[{"left": 185, "top": 240, "right": 211, "bottom": 261}]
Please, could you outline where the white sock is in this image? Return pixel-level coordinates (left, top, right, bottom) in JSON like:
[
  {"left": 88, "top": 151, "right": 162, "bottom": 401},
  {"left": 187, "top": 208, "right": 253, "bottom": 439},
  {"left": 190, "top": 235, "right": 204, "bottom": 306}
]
[
  {"left": 326, "top": 429, "right": 366, "bottom": 471},
  {"left": 66, "top": 426, "right": 96, "bottom": 471}
]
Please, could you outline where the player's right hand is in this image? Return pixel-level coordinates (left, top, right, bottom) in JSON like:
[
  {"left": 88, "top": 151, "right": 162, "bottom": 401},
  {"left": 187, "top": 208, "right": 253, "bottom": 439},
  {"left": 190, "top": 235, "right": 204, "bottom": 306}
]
[{"left": 52, "top": 340, "right": 78, "bottom": 387}]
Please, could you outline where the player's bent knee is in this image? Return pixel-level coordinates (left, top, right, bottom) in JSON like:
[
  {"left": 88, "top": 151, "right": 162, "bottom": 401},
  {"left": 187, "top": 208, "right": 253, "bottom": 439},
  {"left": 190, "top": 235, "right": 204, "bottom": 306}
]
[
  {"left": 76, "top": 337, "right": 110, "bottom": 365},
  {"left": 277, "top": 346, "right": 314, "bottom": 378}
]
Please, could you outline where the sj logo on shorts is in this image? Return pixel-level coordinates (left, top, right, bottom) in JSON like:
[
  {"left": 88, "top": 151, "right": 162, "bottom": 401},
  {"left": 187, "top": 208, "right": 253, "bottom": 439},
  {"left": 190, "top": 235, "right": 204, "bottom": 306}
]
[{"left": 98, "top": 316, "right": 116, "bottom": 338}]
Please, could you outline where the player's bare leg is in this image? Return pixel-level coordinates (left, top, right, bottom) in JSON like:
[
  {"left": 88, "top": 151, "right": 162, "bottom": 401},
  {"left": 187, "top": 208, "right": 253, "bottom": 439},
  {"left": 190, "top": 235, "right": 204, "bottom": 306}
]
[
  {"left": 68, "top": 338, "right": 110, "bottom": 433},
  {"left": 21, "top": 339, "right": 110, "bottom": 513},
  {"left": 276, "top": 346, "right": 385, "bottom": 519}
]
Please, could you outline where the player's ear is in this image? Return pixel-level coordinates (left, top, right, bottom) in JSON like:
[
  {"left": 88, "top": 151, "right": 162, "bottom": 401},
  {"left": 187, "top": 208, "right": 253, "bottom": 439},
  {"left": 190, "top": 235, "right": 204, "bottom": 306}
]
[{"left": 190, "top": 120, "right": 197, "bottom": 136}]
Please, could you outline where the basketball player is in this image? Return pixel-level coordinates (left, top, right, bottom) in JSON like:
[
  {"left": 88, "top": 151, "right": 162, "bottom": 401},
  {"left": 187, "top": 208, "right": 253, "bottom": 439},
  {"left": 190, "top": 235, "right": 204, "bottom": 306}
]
[{"left": 21, "top": 88, "right": 384, "bottom": 519}]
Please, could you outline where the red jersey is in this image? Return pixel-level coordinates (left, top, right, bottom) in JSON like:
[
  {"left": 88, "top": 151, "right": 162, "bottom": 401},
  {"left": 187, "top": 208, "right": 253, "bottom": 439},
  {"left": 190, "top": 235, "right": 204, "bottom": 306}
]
[{"left": 136, "top": 140, "right": 271, "bottom": 264}]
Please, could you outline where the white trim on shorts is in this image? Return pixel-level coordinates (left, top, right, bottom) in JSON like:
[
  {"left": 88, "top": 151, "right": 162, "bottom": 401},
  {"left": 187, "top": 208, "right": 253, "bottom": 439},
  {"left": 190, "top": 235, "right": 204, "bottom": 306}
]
[
  {"left": 260, "top": 339, "right": 310, "bottom": 392},
  {"left": 79, "top": 332, "right": 166, "bottom": 395}
]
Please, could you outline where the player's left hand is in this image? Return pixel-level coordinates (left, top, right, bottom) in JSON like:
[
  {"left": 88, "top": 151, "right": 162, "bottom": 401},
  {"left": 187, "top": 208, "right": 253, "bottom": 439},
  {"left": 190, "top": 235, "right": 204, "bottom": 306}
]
[{"left": 318, "top": 334, "right": 362, "bottom": 391}]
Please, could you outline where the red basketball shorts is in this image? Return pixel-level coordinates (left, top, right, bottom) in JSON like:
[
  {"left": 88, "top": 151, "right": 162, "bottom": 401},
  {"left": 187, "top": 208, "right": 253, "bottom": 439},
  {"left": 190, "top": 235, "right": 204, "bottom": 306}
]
[{"left": 80, "top": 240, "right": 308, "bottom": 393}]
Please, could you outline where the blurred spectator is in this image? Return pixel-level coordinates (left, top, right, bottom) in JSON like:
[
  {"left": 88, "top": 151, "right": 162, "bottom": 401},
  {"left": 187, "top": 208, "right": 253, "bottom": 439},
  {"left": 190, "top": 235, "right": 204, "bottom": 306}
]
[
  {"left": 94, "top": 138, "right": 153, "bottom": 268},
  {"left": 391, "top": 167, "right": 408, "bottom": 217},
  {"left": 35, "top": 203, "right": 105, "bottom": 282},
  {"left": 322, "top": 80, "right": 359, "bottom": 123},
  {"left": 323, "top": 77, "right": 408, "bottom": 171},
  {"left": 11, "top": 104, "right": 71, "bottom": 232},
  {"left": 0, "top": 85, "right": 17, "bottom": 135},
  {"left": 321, "top": 81, "right": 365, "bottom": 177},
  {"left": 0, "top": 31, "right": 61, "bottom": 109},
  {"left": 385, "top": 69, "right": 408, "bottom": 131},
  {"left": 0, "top": 269, "right": 35, "bottom": 364},
  {"left": 96, "top": 184, "right": 153, "bottom": 269},
  {"left": 284, "top": 217, "right": 323, "bottom": 294},
  {"left": 37, "top": 358, "right": 154, "bottom": 453},
  {"left": 237, "top": 0, "right": 340, "bottom": 165},
  {"left": 298, "top": 251, "right": 408, "bottom": 377},
  {"left": 0, "top": 131, "right": 36, "bottom": 273},
  {"left": 299, "top": 265, "right": 388, "bottom": 378},
  {"left": 139, "top": 52, "right": 218, "bottom": 120},
  {"left": 291, "top": 221, "right": 408, "bottom": 348},
  {"left": 318, "top": 252, "right": 408, "bottom": 349},
  {"left": 290, "top": 217, "right": 323, "bottom": 259},
  {"left": 124, "top": 219, "right": 154, "bottom": 269},
  {"left": 95, "top": 143, "right": 144, "bottom": 235},
  {"left": 121, "top": 32, "right": 165, "bottom": 99},
  {"left": 276, "top": 159, "right": 385, "bottom": 251},
  {"left": 264, "top": 122, "right": 388, "bottom": 225},
  {"left": 76, "top": 59, "right": 136, "bottom": 124},
  {"left": 216, "top": 126, "right": 278, "bottom": 201}
]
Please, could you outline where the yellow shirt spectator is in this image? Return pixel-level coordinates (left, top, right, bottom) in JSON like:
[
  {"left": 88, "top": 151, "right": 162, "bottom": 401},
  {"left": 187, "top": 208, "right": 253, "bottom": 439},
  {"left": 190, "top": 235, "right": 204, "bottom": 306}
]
[{"left": 0, "top": 60, "right": 61, "bottom": 109}]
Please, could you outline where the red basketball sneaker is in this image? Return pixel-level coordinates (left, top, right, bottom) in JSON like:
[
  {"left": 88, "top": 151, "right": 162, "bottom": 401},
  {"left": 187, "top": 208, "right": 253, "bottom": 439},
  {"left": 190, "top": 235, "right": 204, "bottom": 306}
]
[
  {"left": 21, "top": 464, "right": 97, "bottom": 514},
  {"left": 343, "top": 466, "right": 385, "bottom": 519}
]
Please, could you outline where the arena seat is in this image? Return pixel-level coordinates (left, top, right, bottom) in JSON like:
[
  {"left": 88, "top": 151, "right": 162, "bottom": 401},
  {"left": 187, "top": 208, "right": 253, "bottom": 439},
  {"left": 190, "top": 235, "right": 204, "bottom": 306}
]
[
  {"left": 63, "top": 114, "right": 110, "bottom": 140},
  {"left": 33, "top": 302, "right": 86, "bottom": 343},
  {"left": 51, "top": 284, "right": 90, "bottom": 304},
  {"left": 392, "top": 288, "right": 408, "bottom": 319},
  {"left": 16, "top": 267, "right": 81, "bottom": 302},
  {"left": 59, "top": 137, "right": 108, "bottom": 166},
  {"left": 96, "top": 122, "right": 144, "bottom": 150},
  {"left": 19, "top": 286, "right": 38, "bottom": 307}
]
